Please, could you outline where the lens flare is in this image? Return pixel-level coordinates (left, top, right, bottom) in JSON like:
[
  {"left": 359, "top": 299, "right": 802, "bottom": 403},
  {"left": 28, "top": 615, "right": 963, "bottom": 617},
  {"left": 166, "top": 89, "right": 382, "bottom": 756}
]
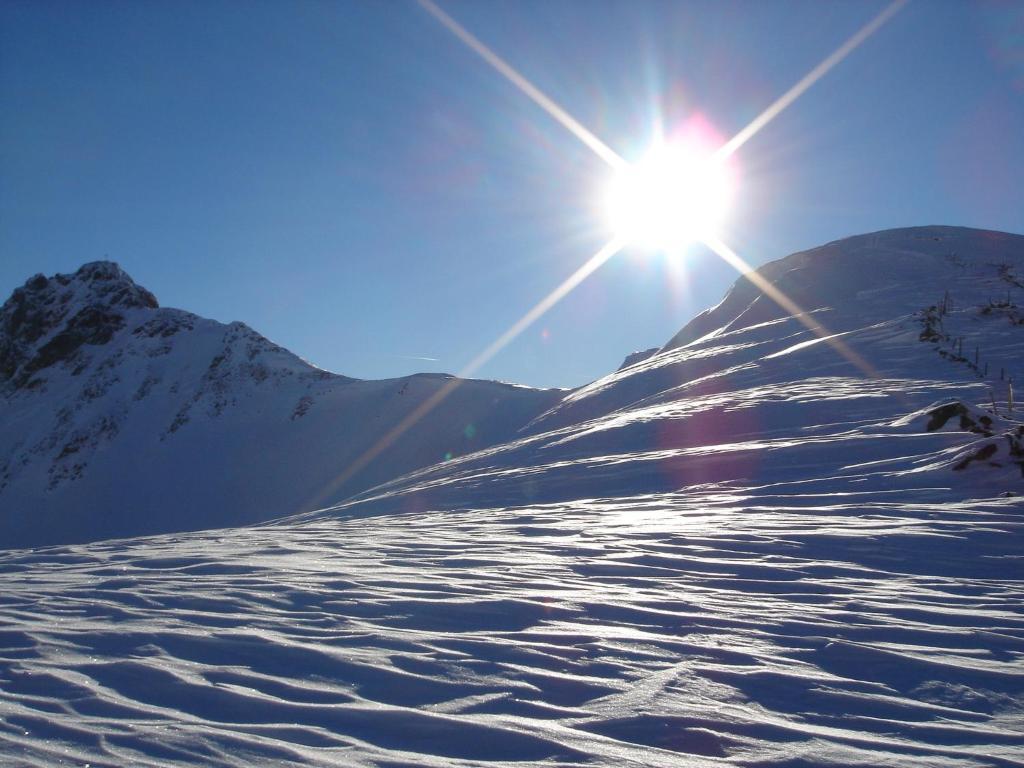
[
  {"left": 302, "top": 1, "right": 907, "bottom": 514},
  {"left": 606, "top": 141, "right": 734, "bottom": 251}
]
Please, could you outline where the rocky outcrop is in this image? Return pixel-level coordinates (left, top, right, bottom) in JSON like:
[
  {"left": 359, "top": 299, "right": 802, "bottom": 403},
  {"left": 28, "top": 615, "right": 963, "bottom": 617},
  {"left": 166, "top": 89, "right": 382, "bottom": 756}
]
[
  {"left": 0, "top": 261, "right": 563, "bottom": 547},
  {"left": 0, "top": 261, "right": 157, "bottom": 389},
  {"left": 617, "top": 347, "right": 658, "bottom": 370}
]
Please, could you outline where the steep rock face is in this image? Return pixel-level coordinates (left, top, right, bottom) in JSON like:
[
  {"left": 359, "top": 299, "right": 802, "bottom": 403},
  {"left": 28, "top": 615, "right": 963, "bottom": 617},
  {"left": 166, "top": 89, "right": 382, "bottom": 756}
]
[
  {"left": 0, "top": 262, "right": 157, "bottom": 388},
  {"left": 0, "top": 263, "right": 563, "bottom": 548}
]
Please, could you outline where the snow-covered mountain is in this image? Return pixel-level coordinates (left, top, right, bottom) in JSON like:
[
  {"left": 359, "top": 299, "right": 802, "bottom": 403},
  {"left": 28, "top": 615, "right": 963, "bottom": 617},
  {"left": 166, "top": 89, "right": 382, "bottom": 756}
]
[
  {"left": 305, "top": 226, "right": 1024, "bottom": 521},
  {"left": 0, "top": 261, "right": 563, "bottom": 548},
  {"left": 0, "top": 226, "right": 1021, "bottom": 767}
]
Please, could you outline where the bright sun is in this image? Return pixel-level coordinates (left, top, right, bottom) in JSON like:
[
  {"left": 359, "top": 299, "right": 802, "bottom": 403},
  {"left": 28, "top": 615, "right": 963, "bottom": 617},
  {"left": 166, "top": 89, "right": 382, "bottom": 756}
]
[{"left": 605, "top": 141, "right": 734, "bottom": 251}]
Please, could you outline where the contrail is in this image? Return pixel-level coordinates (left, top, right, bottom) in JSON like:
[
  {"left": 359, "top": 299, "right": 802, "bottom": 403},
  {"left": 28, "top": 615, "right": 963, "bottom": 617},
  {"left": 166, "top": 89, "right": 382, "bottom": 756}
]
[{"left": 393, "top": 355, "right": 440, "bottom": 362}]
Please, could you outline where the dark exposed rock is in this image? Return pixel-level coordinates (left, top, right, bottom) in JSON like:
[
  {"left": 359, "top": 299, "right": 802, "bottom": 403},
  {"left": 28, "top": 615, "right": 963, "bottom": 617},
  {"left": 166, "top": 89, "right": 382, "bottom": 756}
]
[
  {"left": 292, "top": 394, "right": 314, "bottom": 420},
  {"left": 952, "top": 442, "right": 999, "bottom": 471},
  {"left": 132, "top": 314, "right": 194, "bottom": 339},
  {"left": 924, "top": 402, "right": 994, "bottom": 436},
  {"left": 618, "top": 347, "right": 659, "bottom": 370},
  {"left": 0, "top": 261, "right": 158, "bottom": 387},
  {"left": 22, "top": 307, "right": 126, "bottom": 378}
]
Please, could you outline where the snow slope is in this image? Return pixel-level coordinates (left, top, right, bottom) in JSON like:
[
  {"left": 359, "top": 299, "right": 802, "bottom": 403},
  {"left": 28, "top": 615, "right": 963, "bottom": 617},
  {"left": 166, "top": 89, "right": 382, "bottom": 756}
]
[
  {"left": 1, "top": 494, "right": 1020, "bottom": 767},
  {"left": 317, "top": 226, "right": 1024, "bottom": 517},
  {"left": 0, "top": 262, "right": 563, "bottom": 548},
  {"left": 0, "top": 226, "right": 1022, "bottom": 766}
]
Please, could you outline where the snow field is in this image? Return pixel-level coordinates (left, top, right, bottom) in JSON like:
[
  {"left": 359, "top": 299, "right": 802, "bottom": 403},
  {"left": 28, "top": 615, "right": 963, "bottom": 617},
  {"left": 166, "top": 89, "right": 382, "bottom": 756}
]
[{"left": 0, "top": 490, "right": 1021, "bottom": 766}]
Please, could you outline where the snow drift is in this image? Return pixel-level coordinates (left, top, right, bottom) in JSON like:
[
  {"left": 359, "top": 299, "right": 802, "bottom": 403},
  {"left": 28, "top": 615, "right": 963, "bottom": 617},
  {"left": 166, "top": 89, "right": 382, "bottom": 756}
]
[{"left": 0, "top": 226, "right": 1021, "bottom": 767}]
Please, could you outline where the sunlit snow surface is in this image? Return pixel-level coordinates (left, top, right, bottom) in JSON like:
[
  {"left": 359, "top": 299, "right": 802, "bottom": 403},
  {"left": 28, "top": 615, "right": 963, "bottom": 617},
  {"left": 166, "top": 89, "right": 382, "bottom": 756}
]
[
  {"left": 2, "top": 227, "right": 1024, "bottom": 765},
  {"left": 1, "top": 495, "right": 1022, "bottom": 766}
]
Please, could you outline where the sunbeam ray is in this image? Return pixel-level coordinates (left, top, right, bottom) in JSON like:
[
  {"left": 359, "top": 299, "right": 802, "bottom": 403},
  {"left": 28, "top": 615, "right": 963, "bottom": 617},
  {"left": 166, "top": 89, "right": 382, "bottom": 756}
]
[
  {"left": 461, "top": 237, "right": 624, "bottom": 379},
  {"left": 715, "top": 0, "right": 907, "bottom": 161},
  {"left": 702, "top": 235, "right": 880, "bottom": 378},
  {"left": 303, "top": 0, "right": 904, "bottom": 510},
  {"left": 417, "top": 0, "right": 626, "bottom": 169},
  {"left": 304, "top": 237, "right": 624, "bottom": 512}
]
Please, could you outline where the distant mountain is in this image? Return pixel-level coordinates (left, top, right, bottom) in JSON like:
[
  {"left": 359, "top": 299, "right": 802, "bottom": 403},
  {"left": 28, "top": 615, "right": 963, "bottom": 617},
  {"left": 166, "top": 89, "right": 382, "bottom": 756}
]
[
  {"left": 309, "top": 225, "right": 1024, "bottom": 518},
  {"left": 0, "top": 262, "right": 563, "bottom": 547},
  {"left": 7, "top": 226, "right": 1024, "bottom": 549},
  {"left": 3, "top": 229, "right": 1023, "bottom": 767}
]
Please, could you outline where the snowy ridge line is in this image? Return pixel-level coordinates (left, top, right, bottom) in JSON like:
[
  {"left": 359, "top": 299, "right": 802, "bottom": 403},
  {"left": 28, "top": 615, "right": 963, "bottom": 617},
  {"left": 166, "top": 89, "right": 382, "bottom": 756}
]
[
  {"left": 0, "top": 262, "right": 563, "bottom": 547},
  {"left": 2, "top": 226, "right": 1024, "bottom": 765},
  {"left": 310, "top": 227, "right": 1024, "bottom": 522},
  {"left": 305, "top": 382, "right": 1019, "bottom": 523}
]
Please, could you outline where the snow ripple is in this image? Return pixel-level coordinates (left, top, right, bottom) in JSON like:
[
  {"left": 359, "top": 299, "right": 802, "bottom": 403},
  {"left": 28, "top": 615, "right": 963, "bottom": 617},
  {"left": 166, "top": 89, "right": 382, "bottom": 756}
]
[{"left": 0, "top": 494, "right": 1022, "bottom": 766}]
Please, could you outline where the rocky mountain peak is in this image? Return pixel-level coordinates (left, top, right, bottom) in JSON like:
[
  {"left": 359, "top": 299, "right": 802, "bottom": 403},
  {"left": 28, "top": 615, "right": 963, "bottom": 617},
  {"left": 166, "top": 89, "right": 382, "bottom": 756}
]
[{"left": 0, "top": 261, "right": 159, "bottom": 387}]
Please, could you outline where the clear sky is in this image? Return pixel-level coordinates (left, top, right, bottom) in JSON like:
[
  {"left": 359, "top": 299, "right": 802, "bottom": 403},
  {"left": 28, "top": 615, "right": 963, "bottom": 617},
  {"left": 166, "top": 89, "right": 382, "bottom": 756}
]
[{"left": 2, "top": 0, "right": 1023, "bottom": 388}]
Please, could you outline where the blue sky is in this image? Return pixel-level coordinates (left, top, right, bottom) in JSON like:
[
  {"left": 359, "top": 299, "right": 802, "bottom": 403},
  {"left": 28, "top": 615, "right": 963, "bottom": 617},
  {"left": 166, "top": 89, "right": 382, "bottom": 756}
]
[{"left": 2, "top": 0, "right": 1023, "bottom": 388}]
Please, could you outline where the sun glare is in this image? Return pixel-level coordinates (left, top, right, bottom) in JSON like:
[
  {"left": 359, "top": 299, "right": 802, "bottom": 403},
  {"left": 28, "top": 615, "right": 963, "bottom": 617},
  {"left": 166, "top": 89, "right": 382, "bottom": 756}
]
[{"left": 605, "top": 142, "right": 734, "bottom": 251}]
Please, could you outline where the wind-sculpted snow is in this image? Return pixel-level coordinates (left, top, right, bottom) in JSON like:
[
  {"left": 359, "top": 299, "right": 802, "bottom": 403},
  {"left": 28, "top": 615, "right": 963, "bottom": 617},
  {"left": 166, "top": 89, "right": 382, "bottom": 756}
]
[
  {"left": 4, "top": 227, "right": 1024, "bottom": 764},
  {"left": 532, "top": 227, "right": 1024, "bottom": 433},
  {"left": 0, "top": 492, "right": 1021, "bottom": 767}
]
